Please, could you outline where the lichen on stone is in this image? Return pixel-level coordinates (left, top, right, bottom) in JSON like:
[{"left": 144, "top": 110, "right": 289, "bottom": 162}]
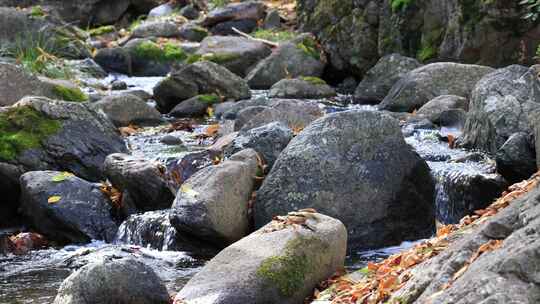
[
  {"left": 0, "top": 106, "right": 61, "bottom": 161},
  {"left": 52, "top": 85, "right": 88, "bottom": 102}
]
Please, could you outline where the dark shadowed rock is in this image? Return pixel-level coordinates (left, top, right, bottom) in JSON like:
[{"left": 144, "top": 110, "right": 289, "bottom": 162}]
[
  {"left": 104, "top": 154, "right": 174, "bottom": 212},
  {"left": 254, "top": 110, "right": 435, "bottom": 249},
  {"left": 210, "top": 18, "right": 258, "bottom": 36},
  {"left": 94, "top": 47, "right": 132, "bottom": 75},
  {"left": 53, "top": 258, "right": 169, "bottom": 304},
  {"left": 175, "top": 212, "right": 347, "bottom": 304},
  {"left": 19, "top": 171, "right": 117, "bottom": 244},
  {"left": 179, "top": 23, "right": 209, "bottom": 42},
  {"left": 170, "top": 149, "right": 259, "bottom": 246},
  {"left": 93, "top": 93, "right": 162, "bottom": 127},
  {"left": 168, "top": 94, "right": 219, "bottom": 118},
  {"left": 354, "top": 54, "right": 422, "bottom": 104},
  {"left": 379, "top": 63, "right": 494, "bottom": 112},
  {"left": 496, "top": 132, "right": 537, "bottom": 183},
  {"left": 233, "top": 105, "right": 271, "bottom": 131}
]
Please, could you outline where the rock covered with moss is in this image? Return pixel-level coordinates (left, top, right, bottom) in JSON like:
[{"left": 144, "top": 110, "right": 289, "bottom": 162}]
[
  {"left": 153, "top": 61, "right": 251, "bottom": 113},
  {"left": 0, "top": 96, "right": 127, "bottom": 221},
  {"left": 168, "top": 94, "right": 221, "bottom": 118},
  {"left": 255, "top": 110, "right": 435, "bottom": 250},
  {"left": 268, "top": 77, "right": 336, "bottom": 99},
  {"left": 246, "top": 33, "right": 326, "bottom": 89},
  {"left": 174, "top": 211, "right": 347, "bottom": 304},
  {"left": 297, "top": 0, "right": 540, "bottom": 77},
  {"left": 378, "top": 63, "right": 494, "bottom": 112}
]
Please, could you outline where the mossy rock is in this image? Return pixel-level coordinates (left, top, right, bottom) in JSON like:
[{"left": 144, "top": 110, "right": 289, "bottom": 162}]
[
  {"left": 133, "top": 41, "right": 187, "bottom": 62},
  {"left": 252, "top": 29, "right": 297, "bottom": 43},
  {"left": 197, "top": 94, "right": 221, "bottom": 105},
  {"left": 88, "top": 25, "right": 116, "bottom": 37},
  {"left": 0, "top": 106, "right": 61, "bottom": 161},
  {"left": 187, "top": 52, "right": 242, "bottom": 65},
  {"left": 52, "top": 85, "right": 88, "bottom": 102},
  {"left": 296, "top": 36, "right": 322, "bottom": 61},
  {"left": 256, "top": 236, "right": 325, "bottom": 297}
]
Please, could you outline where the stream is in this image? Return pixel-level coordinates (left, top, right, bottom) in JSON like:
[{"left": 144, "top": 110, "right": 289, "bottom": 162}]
[{"left": 0, "top": 75, "right": 502, "bottom": 304}]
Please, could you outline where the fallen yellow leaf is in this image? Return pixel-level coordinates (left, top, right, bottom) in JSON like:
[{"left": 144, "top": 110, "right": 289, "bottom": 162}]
[{"left": 48, "top": 196, "right": 62, "bottom": 204}]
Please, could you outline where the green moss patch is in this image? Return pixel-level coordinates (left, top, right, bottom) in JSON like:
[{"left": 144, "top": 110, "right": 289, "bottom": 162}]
[
  {"left": 52, "top": 85, "right": 88, "bottom": 102},
  {"left": 301, "top": 76, "right": 327, "bottom": 85},
  {"left": 0, "top": 106, "right": 61, "bottom": 161},
  {"left": 88, "top": 25, "right": 116, "bottom": 37},
  {"left": 256, "top": 236, "right": 326, "bottom": 297},
  {"left": 391, "top": 0, "right": 413, "bottom": 12},
  {"left": 30, "top": 5, "right": 45, "bottom": 17},
  {"left": 253, "top": 29, "right": 296, "bottom": 43},
  {"left": 197, "top": 94, "right": 220, "bottom": 105},
  {"left": 297, "top": 36, "right": 321, "bottom": 61},
  {"left": 134, "top": 41, "right": 187, "bottom": 62}
]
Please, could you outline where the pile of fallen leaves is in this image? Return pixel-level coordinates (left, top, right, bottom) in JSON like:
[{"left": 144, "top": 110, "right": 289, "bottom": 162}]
[
  {"left": 99, "top": 182, "right": 123, "bottom": 210},
  {"left": 262, "top": 208, "right": 319, "bottom": 233},
  {"left": 313, "top": 172, "right": 540, "bottom": 304}
]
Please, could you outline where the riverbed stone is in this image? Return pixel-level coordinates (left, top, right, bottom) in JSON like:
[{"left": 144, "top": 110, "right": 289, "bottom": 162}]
[
  {"left": 170, "top": 149, "right": 260, "bottom": 246},
  {"left": 496, "top": 132, "right": 537, "bottom": 183},
  {"left": 153, "top": 61, "right": 251, "bottom": 113},
  {"left": 202, "top": 1, "right": 266, "bottom": 27},
  {"left": 268, "top": 78, "right": 336, "bottom": 99},
  {"left": 175, "top": 212, "right": 347, "bottom": 304},
  {"left": 93, "top": 93, "right": 162, "bottom": 127},
  {"left": 378, "top": 63, "right": 494, "bottom": 112},
  {"left": 195, "top": 36, "right": 271, "bottom": 77},
  {"left": 246, "top": 34, "right": 326, "bottom": 89},
  {"left": 104, "top": 153, "right": 174, "bottom": 212},
  {"left": 254, "top": 110, "right": 435, "bottom": 249},
  {"left": 53, "top": 257, "right": 169, "bottom": 304},
  {"left": 19, "top": 171, "right": 117, "bottom": 244},
  {"left": 224, "top": 122, "right": 293, "bottom": 169},
  {"left": 131, "top": 21, "right": 181, "bottom": 38},
  {"left": 0, "top": 62, "right": 55, "bottom": 106},
  {"left": 417, "top": 95, "right": 469, "bottom": 125},
  {"left": 354, "top": 53, "right": 422, "bottom": 104}
]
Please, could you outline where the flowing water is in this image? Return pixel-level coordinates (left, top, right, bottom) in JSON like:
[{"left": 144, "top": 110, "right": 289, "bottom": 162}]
[{"left": 0, "top": 75, "right": 504, "bottom": 303}]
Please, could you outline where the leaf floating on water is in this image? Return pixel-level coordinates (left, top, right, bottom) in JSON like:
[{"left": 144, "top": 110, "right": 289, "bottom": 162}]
[
  {"left": 180, "top": 184, "right": 199, "bottom": 198},
  {"left": 48, "top": 196, "right": 61, "bottom": 204},
  {"left": 51, "top": 171, "right": 74, "bottom": 183}
]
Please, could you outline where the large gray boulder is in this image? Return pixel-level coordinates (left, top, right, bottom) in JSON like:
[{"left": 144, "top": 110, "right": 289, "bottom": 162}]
[
  {"left": 460, "top": 65, "right": 540, "bottom": 154},
  {"left": 378, "top": 63, "right": 494, "bottom": 112},
  {"left": 268, "top": 78, "right": 336, "bottom": 99},
  {"left": 104, "top": 154, "right": 174, "bottom": 212},
  {"left": 154, "top": 61, "right": 251, "bottom": 113},
  {"left": 170, "top": 149, "right": 260, "bottom": 246},
  {"left": 224, "top": 122, "right": 293, "bottom": 169},
  {"left": 0, "top": 97, "right": 127, "bottom": 219},
  {"left": 354, "top": 53, "right": 422, "bottom": 104},
  {"left": 93, "top": 93, "right": 162, "bottom": 127},
  {"left": 196, "top": 36, "right": 272, "bottom": 77},
  {"left": 53, "top": 257, "right": 169, "bottom": 304},
  {"left": 175, "top": 211, "right": 347, "bottom": 304},
  {"left": 389, "top": 181, "right": 540, "bottom": 304},
  {"left": 19, "top": 171, "right": 117, "bottom": 244},
  {"left": 254, "top": 110, "right": 435, "bottom": 249},
  {"left": 246, "top": 34, "right": 326, "bottom": 89},
  {"left": 0, "top": 63, "right": 55, "bottom": 106}
]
